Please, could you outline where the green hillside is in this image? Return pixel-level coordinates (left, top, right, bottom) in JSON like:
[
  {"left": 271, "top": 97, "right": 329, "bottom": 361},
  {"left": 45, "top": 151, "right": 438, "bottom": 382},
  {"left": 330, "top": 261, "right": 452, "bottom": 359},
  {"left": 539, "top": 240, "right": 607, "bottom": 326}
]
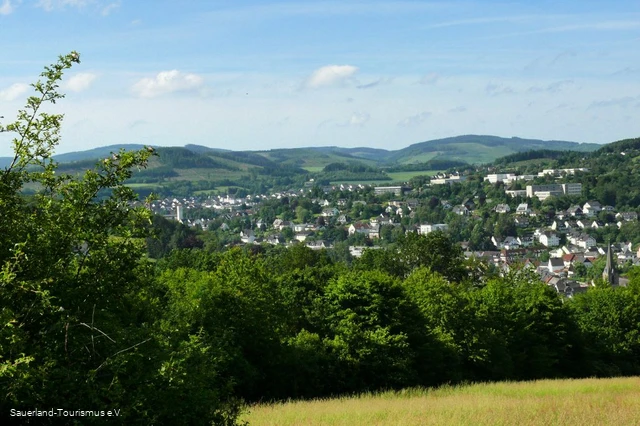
[
  {"left": 3, "top": 134, "right": 608, "bottom": 195},
  {"left": 388, "top": 135, "right": 599, "bottom": 164}
]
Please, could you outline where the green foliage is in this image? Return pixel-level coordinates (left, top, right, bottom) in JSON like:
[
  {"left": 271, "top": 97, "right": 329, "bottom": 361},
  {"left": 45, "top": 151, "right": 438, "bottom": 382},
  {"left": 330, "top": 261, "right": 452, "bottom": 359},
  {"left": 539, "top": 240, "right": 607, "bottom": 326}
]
[
  {"left": 0, "top": 53, "right": 242, "bottom": 424},
  {"left": 319, "top": 271, "right": 426, "bottom": 392},
  {"left": 569, "top": 286, "right": 640, "bottom": 375}
]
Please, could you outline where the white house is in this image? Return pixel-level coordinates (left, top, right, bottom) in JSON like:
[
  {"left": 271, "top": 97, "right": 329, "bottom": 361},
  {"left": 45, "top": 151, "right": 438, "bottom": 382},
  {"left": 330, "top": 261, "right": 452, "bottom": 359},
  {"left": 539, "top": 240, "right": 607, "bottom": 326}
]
[
  {"left": 539, "top": 231, "right": 560, "bottom": 247},
  {"left": 322, "top": 207, "right": 340, "bottom": 217},
  {"left": 494, "top": 204, "right": 511, "bottom": 214},
  {"left": 568, "top": 233, "right": 596, "bottom": 249},
  {"left": 516, "top": 203, "right": 531, "bottom": 215},
  {"left": 418, "top": 223, "right": 449, "bottom": 235},
  {"left": 583, "top": 201, "right": 602, "bottom": 217},
  {"left": 452, "top": 205, "right": 469, "bottom": 215},
  {"left": 240, "top": 229, "right": 255, "bottom": 244},
  {"left": 517, "top": 235, "right": 534, "bottom": 247}
]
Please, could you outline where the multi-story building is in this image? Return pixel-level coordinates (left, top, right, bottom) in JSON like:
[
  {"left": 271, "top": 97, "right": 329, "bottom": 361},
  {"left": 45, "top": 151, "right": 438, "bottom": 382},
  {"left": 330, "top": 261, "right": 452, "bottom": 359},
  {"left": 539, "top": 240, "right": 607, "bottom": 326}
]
[{"left": 526, "top": 183, "right": 582, "bottom": 200}]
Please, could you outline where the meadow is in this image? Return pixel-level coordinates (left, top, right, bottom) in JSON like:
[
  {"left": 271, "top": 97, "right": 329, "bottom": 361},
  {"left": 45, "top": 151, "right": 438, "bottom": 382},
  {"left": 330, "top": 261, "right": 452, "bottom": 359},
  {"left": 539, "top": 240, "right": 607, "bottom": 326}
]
[{"left": 242, "top": 377, "right": 640, "bottom": 426}]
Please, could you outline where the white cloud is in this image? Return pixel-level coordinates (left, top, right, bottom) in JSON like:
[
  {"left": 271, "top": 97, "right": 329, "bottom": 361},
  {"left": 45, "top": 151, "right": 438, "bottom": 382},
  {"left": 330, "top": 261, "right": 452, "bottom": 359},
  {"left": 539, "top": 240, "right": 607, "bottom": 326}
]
[
  {"left": 64, "top": 72, "right": 97, "bottom": 92},
  {"left": 398, "top": 111, "right": 432, "bottom": 127},
  {"left": 0, "top": 0, "right": 14, "bottom": 15},
  {"left": 305, "top": 65, "right": 358, "bottom": 89},
  {"left": 132, "top": 70, "right": 205, "bottom": 98},
  {"left": 36, "top": 0, "right": 120, "bottom": 13},
  {"left": 0, "top": 83, "right": 29, "bottom": 101},
  {"left": 36, "top": 0, "right": 87, "bottom": 11},
  {"left": 101, "top": 1, "right": 118, "bottom": 16},
  {"left": 339, "top": 111, "right": 370, "bottom": 127}
]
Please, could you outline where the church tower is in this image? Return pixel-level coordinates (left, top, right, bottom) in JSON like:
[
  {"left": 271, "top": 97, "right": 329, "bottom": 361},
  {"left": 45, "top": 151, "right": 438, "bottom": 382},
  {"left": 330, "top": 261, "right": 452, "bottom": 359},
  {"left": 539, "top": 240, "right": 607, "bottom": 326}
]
[{"left": 602, "top": 242, "right": 618, "bottom": 286}]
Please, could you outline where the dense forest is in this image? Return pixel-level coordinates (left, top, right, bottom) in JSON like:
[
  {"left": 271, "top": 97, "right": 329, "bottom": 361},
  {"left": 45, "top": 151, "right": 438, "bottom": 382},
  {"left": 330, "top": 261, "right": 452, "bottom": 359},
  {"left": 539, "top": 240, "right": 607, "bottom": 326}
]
[{"left": 3, "top": 53, "right": 640, "bottom": 425}]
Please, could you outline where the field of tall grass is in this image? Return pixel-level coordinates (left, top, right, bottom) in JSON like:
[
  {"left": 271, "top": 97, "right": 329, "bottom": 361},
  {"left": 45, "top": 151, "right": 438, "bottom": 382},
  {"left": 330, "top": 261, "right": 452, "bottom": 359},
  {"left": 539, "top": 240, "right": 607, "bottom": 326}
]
[{"left": 242, "top": 377, "right": 640, "bottom": 426}]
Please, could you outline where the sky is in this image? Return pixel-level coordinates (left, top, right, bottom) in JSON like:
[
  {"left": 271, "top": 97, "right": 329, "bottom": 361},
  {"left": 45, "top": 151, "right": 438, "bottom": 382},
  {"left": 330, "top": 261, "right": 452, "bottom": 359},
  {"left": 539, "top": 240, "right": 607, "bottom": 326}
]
[{"left": 1, "top": 0, "right": 640, "bottom": 156}]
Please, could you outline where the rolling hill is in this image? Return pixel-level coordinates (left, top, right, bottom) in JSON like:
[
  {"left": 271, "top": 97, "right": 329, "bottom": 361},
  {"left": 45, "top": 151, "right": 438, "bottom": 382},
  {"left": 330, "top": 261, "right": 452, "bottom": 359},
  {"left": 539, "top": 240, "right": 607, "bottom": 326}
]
[
  {"left": 0, "top": 135, "right": 599, "bottom": 169},
  {"left": 1, "top": 135, "right": 605, "bottom": 195}
]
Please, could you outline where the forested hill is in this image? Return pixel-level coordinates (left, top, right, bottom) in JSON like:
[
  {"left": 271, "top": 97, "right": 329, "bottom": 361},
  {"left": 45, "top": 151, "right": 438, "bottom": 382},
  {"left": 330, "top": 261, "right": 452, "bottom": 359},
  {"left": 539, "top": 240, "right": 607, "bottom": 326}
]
[
  {"left": 0, "top": 134, "right": 599, "bottom": 169},
  {"left": 489, "top": 136, "right": 640, "bottom": 209}
]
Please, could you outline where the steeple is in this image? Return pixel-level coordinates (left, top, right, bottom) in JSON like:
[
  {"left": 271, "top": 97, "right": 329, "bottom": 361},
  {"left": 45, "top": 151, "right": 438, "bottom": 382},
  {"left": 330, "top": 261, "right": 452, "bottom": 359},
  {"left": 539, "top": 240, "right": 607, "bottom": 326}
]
[{"left": 602, "top": 241, "right": 617, "bottom": 286}]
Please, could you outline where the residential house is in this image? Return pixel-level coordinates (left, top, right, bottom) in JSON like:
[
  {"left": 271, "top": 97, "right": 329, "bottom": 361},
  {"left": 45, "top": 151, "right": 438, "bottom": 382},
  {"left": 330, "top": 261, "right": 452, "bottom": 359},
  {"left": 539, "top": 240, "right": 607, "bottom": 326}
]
[
  {"left": 491, "top": 236, "right": 503, "bottom": 249},
  {"left": 348, "top": 222, "right": 380, "bottom": 239},
  {"left": 567, "top": 205, "right": 583, "bottom": 217},
  {"left": 290, "top": 223, "right": 304, "bottom": 232},
  {"left": 539, "top": 231, "right": 560, "bottom": 247},
  {"left": 502, "top": 236, "right": 520, "bottom": 250},
  {"left": 548, "top": 258, "right": 565, "bottom": 273},
  {"left": 322, "top": 207, "right": 340, "bottom": 217},
  {"left": 406, "top": 199, "right": 420, "bottom": 210},
  {"left": 306, "top": 240, "right": 334, "bottom": 250},
  {"left": 514, "top": 216, "right": 530, "bottom": 227},
  {"left": 564, "top": 220, "right": 577, "bottom": 230},
  {"left": 569, "top": 233, "right": 596, "bottom": 249},
  {"left": 616, "top": 211, "right": 638, "bottom": 222},
  {"left": 494, "top": 204, "right": 511, "bottom": 214},
  {"left": 517, "top": 235, "right": 534, "bottom": 247},
  {"left": 266, "top": 234, "right": 286, "bottom": 245},
  {"left": 349, "top": 245, "right": 382, "bottom": 258},
  {"left": 550, "top": 247, "right": 566, "bottom": 258},
  {"left": 294, "top": 232, "right": 311, "bottom": 242},
  {"left": 419, "top": 223, "right": 449, "bottom": 235},
  {"left": 617, "top": 246, "right": 637, "bottom": 264},
  {"left": 576, "top": 220, "right": 588, "bottom": 229},
  {"left": 273, "top": 220, "right": 292, "bottom": 231},
  {"left": 516, "top": 203, "right": 531, "bottom": 215},
  {"left": 452, "top": 205, "right": 469, "bottom": 216},
  {"left": 583, "top": 201, "right": 602, "bottom": 217},
  {"left": 240, "top": 229, "right": 255, "bottom": 244}
]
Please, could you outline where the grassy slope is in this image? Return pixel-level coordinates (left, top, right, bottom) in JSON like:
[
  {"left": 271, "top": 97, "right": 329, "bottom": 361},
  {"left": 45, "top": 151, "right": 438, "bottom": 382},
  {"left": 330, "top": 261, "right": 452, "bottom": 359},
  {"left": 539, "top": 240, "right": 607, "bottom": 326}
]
[
  {"left": 255, "top": 148, "right": 382, "bottom": 169},
  {"left": 242, "top": 377, "right": 640, "bottom": 426},
  {"left": 389, "top": 135, "right": 599, "bottom": 165}
]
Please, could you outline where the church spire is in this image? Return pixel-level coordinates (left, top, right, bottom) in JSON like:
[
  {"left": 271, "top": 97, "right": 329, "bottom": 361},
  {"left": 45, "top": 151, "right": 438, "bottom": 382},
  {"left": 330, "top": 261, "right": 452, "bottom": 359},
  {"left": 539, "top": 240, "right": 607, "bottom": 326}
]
[{"left": 602, "top": 240, "right": 617, "bottom": 285}]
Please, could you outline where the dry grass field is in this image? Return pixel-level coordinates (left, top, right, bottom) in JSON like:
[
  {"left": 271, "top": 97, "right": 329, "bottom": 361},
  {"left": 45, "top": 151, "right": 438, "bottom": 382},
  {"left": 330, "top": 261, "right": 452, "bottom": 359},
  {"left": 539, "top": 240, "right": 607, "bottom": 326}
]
[{"left": 242, "top": 377, "right": 640, "bottom": 426}]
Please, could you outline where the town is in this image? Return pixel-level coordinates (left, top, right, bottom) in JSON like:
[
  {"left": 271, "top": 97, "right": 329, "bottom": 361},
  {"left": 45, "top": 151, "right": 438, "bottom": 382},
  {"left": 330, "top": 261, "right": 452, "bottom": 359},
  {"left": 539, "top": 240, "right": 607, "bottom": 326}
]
[{"left": 147, "top": 164, "right": 638, "bottom": 296}]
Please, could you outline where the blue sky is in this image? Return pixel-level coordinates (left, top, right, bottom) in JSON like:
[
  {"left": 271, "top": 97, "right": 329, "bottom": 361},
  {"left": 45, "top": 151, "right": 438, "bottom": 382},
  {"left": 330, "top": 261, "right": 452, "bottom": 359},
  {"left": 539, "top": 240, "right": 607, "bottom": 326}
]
[{"left": 1, "top": 0, "right": 640, "bottom": 155}]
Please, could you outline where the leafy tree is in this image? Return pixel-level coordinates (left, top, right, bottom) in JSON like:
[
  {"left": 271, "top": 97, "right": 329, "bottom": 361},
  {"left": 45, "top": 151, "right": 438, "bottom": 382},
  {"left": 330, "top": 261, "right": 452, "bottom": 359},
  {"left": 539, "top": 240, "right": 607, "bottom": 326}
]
[
  {"left": 319, "top": 271, "right": 426, "bottom": 392},
  {"left": 0, "top": 53, "right": 242, "bottom": 424},
  {"left": 569, "top": 286, "right": 640, "bottom": 375},
  {"left": 396, "top": 231, "right": 467, "bottom": 282}
]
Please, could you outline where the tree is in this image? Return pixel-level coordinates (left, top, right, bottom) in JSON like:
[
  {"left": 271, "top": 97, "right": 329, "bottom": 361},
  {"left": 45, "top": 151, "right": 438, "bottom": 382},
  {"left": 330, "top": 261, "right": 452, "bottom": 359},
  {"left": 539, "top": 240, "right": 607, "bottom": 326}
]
[
  {"left": 319, "top": 271, "right": 426, "bottom": 392},
  {"left": 0, "top": 53, "right": 242, "bottom": 424},
  {"left": 396, "top": 231, "right": 467, "bottom": 282}
]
